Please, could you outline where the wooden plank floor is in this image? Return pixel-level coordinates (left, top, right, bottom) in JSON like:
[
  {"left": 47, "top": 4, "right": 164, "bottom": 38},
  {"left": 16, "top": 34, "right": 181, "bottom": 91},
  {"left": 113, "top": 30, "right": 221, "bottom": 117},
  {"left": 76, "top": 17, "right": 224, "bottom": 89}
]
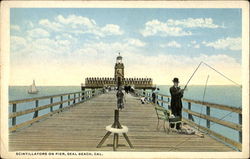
[{"left": 9, "top": 91, "right": 234, "bottom": 152}]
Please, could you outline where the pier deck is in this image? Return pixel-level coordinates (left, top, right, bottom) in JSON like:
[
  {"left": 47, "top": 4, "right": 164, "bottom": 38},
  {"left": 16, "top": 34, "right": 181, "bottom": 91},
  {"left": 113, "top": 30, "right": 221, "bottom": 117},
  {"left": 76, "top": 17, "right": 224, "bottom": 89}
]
[{"left": 9, "top": 92, "right": 234, "bottom": 151}]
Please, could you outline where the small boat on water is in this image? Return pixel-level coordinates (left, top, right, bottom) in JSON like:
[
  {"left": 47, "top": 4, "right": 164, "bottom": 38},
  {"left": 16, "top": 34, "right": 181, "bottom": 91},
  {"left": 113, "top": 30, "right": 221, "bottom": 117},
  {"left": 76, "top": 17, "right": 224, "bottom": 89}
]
[{"left": 28, "top": 80, "right": 39, "bottom": 94}]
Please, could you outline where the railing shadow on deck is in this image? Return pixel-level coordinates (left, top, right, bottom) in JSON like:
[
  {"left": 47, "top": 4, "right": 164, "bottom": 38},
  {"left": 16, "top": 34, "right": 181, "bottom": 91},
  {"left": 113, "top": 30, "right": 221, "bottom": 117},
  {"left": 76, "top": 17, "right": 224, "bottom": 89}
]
[
  {"left": 134, "top": 89, "right": 242, "bottom": 151},
  {"left": 9, "top": 88, "right": 104, "bottom": 133}
]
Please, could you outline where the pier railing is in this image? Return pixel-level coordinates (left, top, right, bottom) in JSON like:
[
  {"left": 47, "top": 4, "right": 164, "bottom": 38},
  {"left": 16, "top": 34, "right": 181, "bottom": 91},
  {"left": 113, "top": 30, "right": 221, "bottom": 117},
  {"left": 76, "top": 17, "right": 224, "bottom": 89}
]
[
  {"left": 135, "top": 89, "right": 242, "bottom": 151},
  {"left": 9, "top": 89, "right": 103, "bottom": 132}
]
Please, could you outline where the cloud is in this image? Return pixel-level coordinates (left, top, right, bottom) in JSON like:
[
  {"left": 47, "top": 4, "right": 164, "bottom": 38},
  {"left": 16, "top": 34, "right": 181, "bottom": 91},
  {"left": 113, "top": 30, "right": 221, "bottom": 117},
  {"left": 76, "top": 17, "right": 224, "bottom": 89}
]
[
  {"left": 39, "top": 14, "right": 124, "bottom": 37},
  {"left": 10, "top": 33, "right": 241, "bottom": 85},
  {"left": 140, "top": 19, "right": 192, "bottom": 37},
  {"left": 10, "top": 36, "right": 27, "bottom": 51},
  {"left": 125, "top": 38, "right": 146, "bottom": 47},
  {"left": 194, "top": 44, "right": 200, "bottom": 49},
  {"left": 203, "top": 37, "right": 241, "bottom": 51},
  {"left": 191, "top": 40, "right": 196, "bottom": 44},
  {"left": 101, "top": 24, "right": 123, "bottom": 36},
  {"left": 160, "top": 41, "right": 181, "bottom": 48},
  {"left": 39, "top": 19, "right": 62, "bottom": 31},
  {"left": 10, "top": 25, "right": 20, "bottom": 31},
  {"left": 141, "top": 18, "right": 223, "bottom": 37},
  {"left": 166, "top": 18, "right": 222, "bottom": 28},
  {"left": 27, "top": 28, "right": 50, "bottom": 38}
]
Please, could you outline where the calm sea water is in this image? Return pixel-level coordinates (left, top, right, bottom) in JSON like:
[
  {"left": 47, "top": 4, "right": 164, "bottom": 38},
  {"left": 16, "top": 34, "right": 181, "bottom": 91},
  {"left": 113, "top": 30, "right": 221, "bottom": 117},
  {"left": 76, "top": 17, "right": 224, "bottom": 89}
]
[{"left": 9, "top": 85, "right": 242, "bottom": 149}]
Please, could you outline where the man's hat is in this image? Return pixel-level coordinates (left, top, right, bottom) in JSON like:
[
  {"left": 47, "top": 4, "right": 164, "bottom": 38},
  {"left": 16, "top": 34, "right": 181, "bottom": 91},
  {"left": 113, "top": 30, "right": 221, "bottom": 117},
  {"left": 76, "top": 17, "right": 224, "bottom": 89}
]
[{"left": 173, "top": 77, "right": 179, "bottom": 83}]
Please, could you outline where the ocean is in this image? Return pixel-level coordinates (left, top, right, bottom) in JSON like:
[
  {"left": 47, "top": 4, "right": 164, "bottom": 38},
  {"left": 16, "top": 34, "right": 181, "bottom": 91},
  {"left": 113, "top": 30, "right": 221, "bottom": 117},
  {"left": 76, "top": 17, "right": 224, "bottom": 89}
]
[{"left": 8, "top": 85, "right": 242, "bottom": 148}]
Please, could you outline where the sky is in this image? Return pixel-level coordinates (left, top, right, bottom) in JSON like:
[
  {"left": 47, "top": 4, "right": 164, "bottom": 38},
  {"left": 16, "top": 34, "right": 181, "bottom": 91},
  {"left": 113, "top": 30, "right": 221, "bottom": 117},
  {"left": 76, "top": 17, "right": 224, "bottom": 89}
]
[{"left": 10, "top": 8, "right": 242, "bottom": 86}]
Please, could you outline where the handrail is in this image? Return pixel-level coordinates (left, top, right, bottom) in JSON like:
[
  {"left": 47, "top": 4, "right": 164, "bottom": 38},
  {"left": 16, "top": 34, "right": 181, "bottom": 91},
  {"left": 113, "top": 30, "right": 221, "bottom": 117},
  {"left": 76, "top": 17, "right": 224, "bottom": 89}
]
[
  {"left": 9, "top": 89, "right": 103, "bottom": 132},
  {"left": 9, "top": 90, "right": 89, "bottom": 104},
  {"left": 135, "top": 89, "right": 242, "bottom": 151}
]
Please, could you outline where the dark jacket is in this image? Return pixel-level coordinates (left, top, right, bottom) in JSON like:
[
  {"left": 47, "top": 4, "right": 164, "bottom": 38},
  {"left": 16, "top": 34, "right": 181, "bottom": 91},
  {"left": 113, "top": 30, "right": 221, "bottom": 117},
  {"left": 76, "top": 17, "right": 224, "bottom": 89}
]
[{"left": 169, "top": 86, "right": 183, "bottom": 110}]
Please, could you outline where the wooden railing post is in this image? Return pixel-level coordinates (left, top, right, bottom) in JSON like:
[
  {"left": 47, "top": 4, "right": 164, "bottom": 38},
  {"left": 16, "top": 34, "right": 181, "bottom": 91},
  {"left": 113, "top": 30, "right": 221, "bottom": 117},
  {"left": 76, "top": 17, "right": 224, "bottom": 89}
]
[
  {"left": 188, "top": 102, "right": 192, "bottom": 120},
  {"left": 73, "top": 93, "right": 76, "bottom": 104},
  {"left": 239, "top": 113, "right": 242, "bottom": 143},
  {"left": 33, "top": 100, "right": 39, "bottom": 118},
  {"left": 60, "top": 96, "right": 63, "bottom": 110},
  {"left": 12, "top": 103, "right": 17, "bottom": 126},
  {"left": 82, "top": 91, "right": 85, "bottom": 101},
  {"left": 206, "top": 106, "right": 210, "bottom": 128},
  {"left": 167, "top": 97, "right": 170, "bottom": 109},
  {"left": 50, "top": 98, "right": 53, "bottom": 112},
  {"left": 79, "top": 93, "right": 81, "bottom": 102},
  {"left": 161, "top": 96, "right": 164, "bottom": 107},
  {"left": 92, "top": 89, "right": 95, "bottom": 97},
  {"left": 68, "top": 94, "right": 70, "bottom": 106}
]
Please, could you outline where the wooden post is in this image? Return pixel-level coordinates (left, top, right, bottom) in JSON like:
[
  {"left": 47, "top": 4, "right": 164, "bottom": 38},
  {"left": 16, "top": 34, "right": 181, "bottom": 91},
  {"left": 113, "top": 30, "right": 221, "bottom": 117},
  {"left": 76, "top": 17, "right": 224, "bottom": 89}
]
[
  {"left": 188, "top": 102, "right": 192, "bottom": 120},
  {"left": 33, "top": 100, "right": 39, "bottom": 118},
  {"left": 68, "top": 94, "right": 70, "bottom": 106},
  {"left": 206, "top": 106, "right": 210, "bottom": 128},
  {"left": 50, "top": 98, "right": 53, "bottom": 112},
  {"left": 78, "top": 93, "right": 81, "bottom": 102},
  {"left": 12, "top": 103, "right": 17, "bottom": 126},
  {"left": 161, "top": 95, "right": 163, "bottom": 107},
  {"left": 73, "top": 93, "right": 76, "bottom": 104},
  {"left": 167, "top": 97, "right": 170, "bottom": 109},
  {"left": 239, "top": 113, "right": 242, "bottom": 143},
  {"left": 60, "top": 96, "right": 63, "bottom": 109},
  {"left": 81, "top": 88, "right": 85, "bottom": 101}
]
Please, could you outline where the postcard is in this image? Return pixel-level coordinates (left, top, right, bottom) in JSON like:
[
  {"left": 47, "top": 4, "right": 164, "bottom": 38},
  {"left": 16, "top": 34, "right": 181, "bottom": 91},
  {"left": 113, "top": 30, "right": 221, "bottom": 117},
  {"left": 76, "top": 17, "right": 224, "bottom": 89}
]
[{"left": 1, "top": 1, "right": 249, "bottom": 158}]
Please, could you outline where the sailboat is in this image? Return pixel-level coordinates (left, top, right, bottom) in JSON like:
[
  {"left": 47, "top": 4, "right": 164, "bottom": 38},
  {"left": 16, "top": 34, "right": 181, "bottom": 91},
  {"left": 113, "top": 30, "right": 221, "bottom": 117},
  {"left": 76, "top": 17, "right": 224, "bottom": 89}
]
[{"left": 28, "top": 80, "right": 39, "bottom": 94}]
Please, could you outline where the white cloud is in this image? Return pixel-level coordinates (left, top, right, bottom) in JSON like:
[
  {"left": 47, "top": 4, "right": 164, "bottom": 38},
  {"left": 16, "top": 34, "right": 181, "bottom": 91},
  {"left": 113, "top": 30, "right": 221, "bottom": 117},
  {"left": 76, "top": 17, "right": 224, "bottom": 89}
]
[
  {"left": 203, "top": 37, "right": 241, "bottom": 51},
  {"left": 27, "top": 28, "right": 50, "bottom": 38},
  {"left": 191, "top": 40, "right": 196, "bottom": 44},
  {"left": 140, "top": 19, "right": 192, "bottom": 37},
  {"left": 10, "top": 36, "right": 27, "bottom": 51},
  {"left": 194, "top": 44, "right": 200, "bottom": 49},
  {"left": 160, "top": 41, "right": 181, "bottom": 48},
  {"left": 10, "top": 33, "right": 241, "bottom": 85},
  {"left": 39, "top": 19, "right": 62, "bottom": 31},
  {"left": 10, "top": 25, "right": 20, "bottom": 31},
  {"left": 141, "top": 18, "right": 223, "bottom": 37},
  {"left": 39, "top": 14, "right": 124, "bottom": 37},
  {"left": 101, "top": 24, "right": 123, "bottom": 36},
  {"left": 166, "top": 18, "right": 222, "bottom": 28},
  {"left": 125, "top": 38, "right": 146, "bottom": 47}
]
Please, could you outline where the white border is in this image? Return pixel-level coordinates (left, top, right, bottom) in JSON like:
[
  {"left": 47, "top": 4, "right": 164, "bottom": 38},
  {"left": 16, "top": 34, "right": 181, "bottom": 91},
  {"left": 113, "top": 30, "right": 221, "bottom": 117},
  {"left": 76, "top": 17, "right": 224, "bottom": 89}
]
[{"left": 1, "top": 1, "right": 249, "bottom": 159}]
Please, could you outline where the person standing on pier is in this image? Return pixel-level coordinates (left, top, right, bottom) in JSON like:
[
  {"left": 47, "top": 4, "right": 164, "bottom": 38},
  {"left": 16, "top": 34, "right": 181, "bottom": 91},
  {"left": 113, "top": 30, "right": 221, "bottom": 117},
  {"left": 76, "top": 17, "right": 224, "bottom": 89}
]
[{"left": 169, "top": 78, "right": 184, "bottom": 130}]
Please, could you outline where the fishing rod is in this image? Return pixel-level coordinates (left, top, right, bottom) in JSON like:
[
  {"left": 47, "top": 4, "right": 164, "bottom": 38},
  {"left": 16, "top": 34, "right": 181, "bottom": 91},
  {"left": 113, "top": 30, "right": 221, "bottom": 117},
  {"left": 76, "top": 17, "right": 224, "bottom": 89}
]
[
  {"left": 183, "top": 61, "right": 203, "bottom": 91},
  {"left": 183, "top": 61, "right": 241, "bottom": 91}
]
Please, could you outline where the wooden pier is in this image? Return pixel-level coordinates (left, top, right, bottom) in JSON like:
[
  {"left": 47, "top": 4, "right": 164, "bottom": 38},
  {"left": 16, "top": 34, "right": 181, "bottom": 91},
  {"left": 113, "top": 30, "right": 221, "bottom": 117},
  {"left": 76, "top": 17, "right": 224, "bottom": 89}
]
[{"left": 9, "top": 91, "right": 235, "bottom": 152}]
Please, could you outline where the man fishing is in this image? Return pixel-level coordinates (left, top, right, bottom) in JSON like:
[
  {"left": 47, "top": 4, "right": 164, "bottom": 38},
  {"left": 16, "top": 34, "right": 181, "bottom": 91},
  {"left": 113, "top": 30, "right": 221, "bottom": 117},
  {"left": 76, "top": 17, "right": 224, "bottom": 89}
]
[{"left": 169, "top": 78, "right": 184, "bottom": 130}]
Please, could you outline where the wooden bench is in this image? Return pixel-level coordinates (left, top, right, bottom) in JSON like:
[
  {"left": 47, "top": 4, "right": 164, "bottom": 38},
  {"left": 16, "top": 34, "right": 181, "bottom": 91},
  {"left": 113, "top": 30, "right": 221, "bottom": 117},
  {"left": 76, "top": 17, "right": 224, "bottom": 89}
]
[{"left": 154, "top": 106, "right": 182, "bottom": 133}]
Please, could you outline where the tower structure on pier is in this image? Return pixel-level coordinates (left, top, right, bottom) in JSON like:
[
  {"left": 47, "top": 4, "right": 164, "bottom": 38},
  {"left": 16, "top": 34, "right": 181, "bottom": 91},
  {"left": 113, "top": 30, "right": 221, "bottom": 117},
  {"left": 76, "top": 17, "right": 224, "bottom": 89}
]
[
  {"left": 84, "top": 54, "right": 154, "bottom": 89},
  {"left": 114, "top": 53, "right": 124, "bottom": 82}
]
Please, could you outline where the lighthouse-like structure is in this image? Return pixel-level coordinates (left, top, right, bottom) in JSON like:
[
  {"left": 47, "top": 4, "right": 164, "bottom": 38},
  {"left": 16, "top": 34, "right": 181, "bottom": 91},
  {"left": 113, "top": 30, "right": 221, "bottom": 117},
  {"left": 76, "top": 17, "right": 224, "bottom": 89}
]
[
  {"left": 84, "top": 54, "right": 154, "bottom": 89},
  {"left": 114, "top": 53, "right": 124, "bottom": 82}
]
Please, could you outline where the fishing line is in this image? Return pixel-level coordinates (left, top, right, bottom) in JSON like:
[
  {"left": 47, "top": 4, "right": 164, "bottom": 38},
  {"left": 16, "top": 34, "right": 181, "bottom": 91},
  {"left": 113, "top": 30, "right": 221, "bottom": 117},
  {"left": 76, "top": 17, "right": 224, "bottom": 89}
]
[
  {"left": 168, "top": 61, "right": 241, "bottom": 150},
  {"left": 183, "top": 61, "right": 241, "bottom": 91},
  {"left": 202, "top": 62, "right": 242, "bottom": 88},
  {"left": 197, "top": 75, "right": 210, "bottom": 131}
]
